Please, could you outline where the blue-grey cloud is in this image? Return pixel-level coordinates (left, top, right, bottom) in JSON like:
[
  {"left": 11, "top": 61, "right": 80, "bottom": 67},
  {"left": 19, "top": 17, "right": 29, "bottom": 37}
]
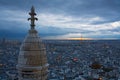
[
  {"left": 1, "top": 0, "right": 120, "bottom": 17},
  {"left": 0, "top": 0, "right": 120, "bottom": 39}
]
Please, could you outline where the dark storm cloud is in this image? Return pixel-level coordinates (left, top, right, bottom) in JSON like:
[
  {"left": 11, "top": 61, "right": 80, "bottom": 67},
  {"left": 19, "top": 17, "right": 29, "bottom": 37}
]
[
  {"left": 0, "top": 0, "right": 120, "bottom": 39},
  {"left": 1, "top": 0, "right": 120, "bottom": 17},
  {"left": 0, "top": 0, "right": 120, "bottom": 23}
]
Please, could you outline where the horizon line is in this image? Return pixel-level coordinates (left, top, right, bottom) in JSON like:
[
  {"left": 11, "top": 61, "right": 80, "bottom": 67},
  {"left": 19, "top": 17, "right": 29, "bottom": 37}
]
[{"left": 0, "top": 37, "right": 120, "bottom": 41}]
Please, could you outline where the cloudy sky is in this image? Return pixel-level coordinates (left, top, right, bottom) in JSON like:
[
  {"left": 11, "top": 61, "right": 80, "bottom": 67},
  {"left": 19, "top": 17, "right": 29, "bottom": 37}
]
[{"left": 0, "top": 0, "right": 120, "bottom": 39}]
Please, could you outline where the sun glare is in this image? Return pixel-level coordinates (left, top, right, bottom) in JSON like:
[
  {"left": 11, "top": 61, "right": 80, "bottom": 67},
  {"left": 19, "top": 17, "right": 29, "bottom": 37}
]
[{"left": 67, "top": 38, "right": 93, "bottom": 40}]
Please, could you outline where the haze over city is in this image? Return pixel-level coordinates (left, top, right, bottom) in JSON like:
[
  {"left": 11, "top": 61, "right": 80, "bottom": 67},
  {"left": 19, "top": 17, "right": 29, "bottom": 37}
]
[{"left": 0, "top": 0, "right": 120, "bottom": 39}]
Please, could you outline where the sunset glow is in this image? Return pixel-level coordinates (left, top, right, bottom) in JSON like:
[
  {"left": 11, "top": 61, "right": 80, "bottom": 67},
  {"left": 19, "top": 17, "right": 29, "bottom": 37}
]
[{"left": 67, "top": 38, "right": 93, "bottom": 40}]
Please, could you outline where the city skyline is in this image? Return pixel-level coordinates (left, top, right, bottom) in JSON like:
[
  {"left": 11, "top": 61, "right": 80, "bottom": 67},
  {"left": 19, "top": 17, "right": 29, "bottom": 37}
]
[{"left": 0, "top": 0, "right": 120, "bottom": 39}]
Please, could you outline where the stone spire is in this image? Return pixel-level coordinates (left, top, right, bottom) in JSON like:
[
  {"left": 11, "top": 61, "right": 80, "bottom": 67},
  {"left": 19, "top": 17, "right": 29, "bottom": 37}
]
[
  {"left": 28, "top": 6, "right": 38, "bottom": 29},
  {"left": 17, "top": 6, "right": 48, "bottom": 80}
]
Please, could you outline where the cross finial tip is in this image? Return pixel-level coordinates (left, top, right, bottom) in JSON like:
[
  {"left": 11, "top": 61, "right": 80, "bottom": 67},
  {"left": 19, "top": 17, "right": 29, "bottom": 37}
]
[
  {"left": 31, "top": 6, "right": 34, "bottom": 10},
  {"left": 28, "top": 6, "right": 38, "bottom": 29}
]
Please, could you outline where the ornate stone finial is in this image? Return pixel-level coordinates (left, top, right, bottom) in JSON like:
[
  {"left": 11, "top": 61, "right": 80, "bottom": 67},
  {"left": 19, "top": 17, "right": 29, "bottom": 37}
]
[{"left": 28, "top": 6, "right": 38, "bottom": 29}]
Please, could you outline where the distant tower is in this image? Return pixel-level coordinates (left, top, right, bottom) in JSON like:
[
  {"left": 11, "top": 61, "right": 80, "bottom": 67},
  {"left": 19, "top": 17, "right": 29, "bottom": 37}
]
[
  {"left": 17, "top": 6, "right": 49, "bottom": 80},
  {"left": 80, "top": 34, "right": 83, "bottom": 44}
]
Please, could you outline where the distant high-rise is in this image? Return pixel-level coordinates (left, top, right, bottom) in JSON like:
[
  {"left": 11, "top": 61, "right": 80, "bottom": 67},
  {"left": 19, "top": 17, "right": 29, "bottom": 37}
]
[{"left": 17, "top": 6, "right": 49, "bottom": 80}]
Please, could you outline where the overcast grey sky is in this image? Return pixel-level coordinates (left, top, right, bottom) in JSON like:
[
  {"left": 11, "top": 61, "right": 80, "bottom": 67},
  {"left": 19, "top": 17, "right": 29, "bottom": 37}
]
[{"left": 0, "top": 0, "right": 120, "bottom": 39}]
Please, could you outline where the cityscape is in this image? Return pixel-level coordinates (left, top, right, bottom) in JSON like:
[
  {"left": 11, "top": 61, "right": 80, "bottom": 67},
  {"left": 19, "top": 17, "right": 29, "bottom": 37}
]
[
  {"left": 0, "top": 39, "right": 120, "bottom": 80},
  {"left": 0, "top": 0, "right": 120, "bottom": 80}
]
